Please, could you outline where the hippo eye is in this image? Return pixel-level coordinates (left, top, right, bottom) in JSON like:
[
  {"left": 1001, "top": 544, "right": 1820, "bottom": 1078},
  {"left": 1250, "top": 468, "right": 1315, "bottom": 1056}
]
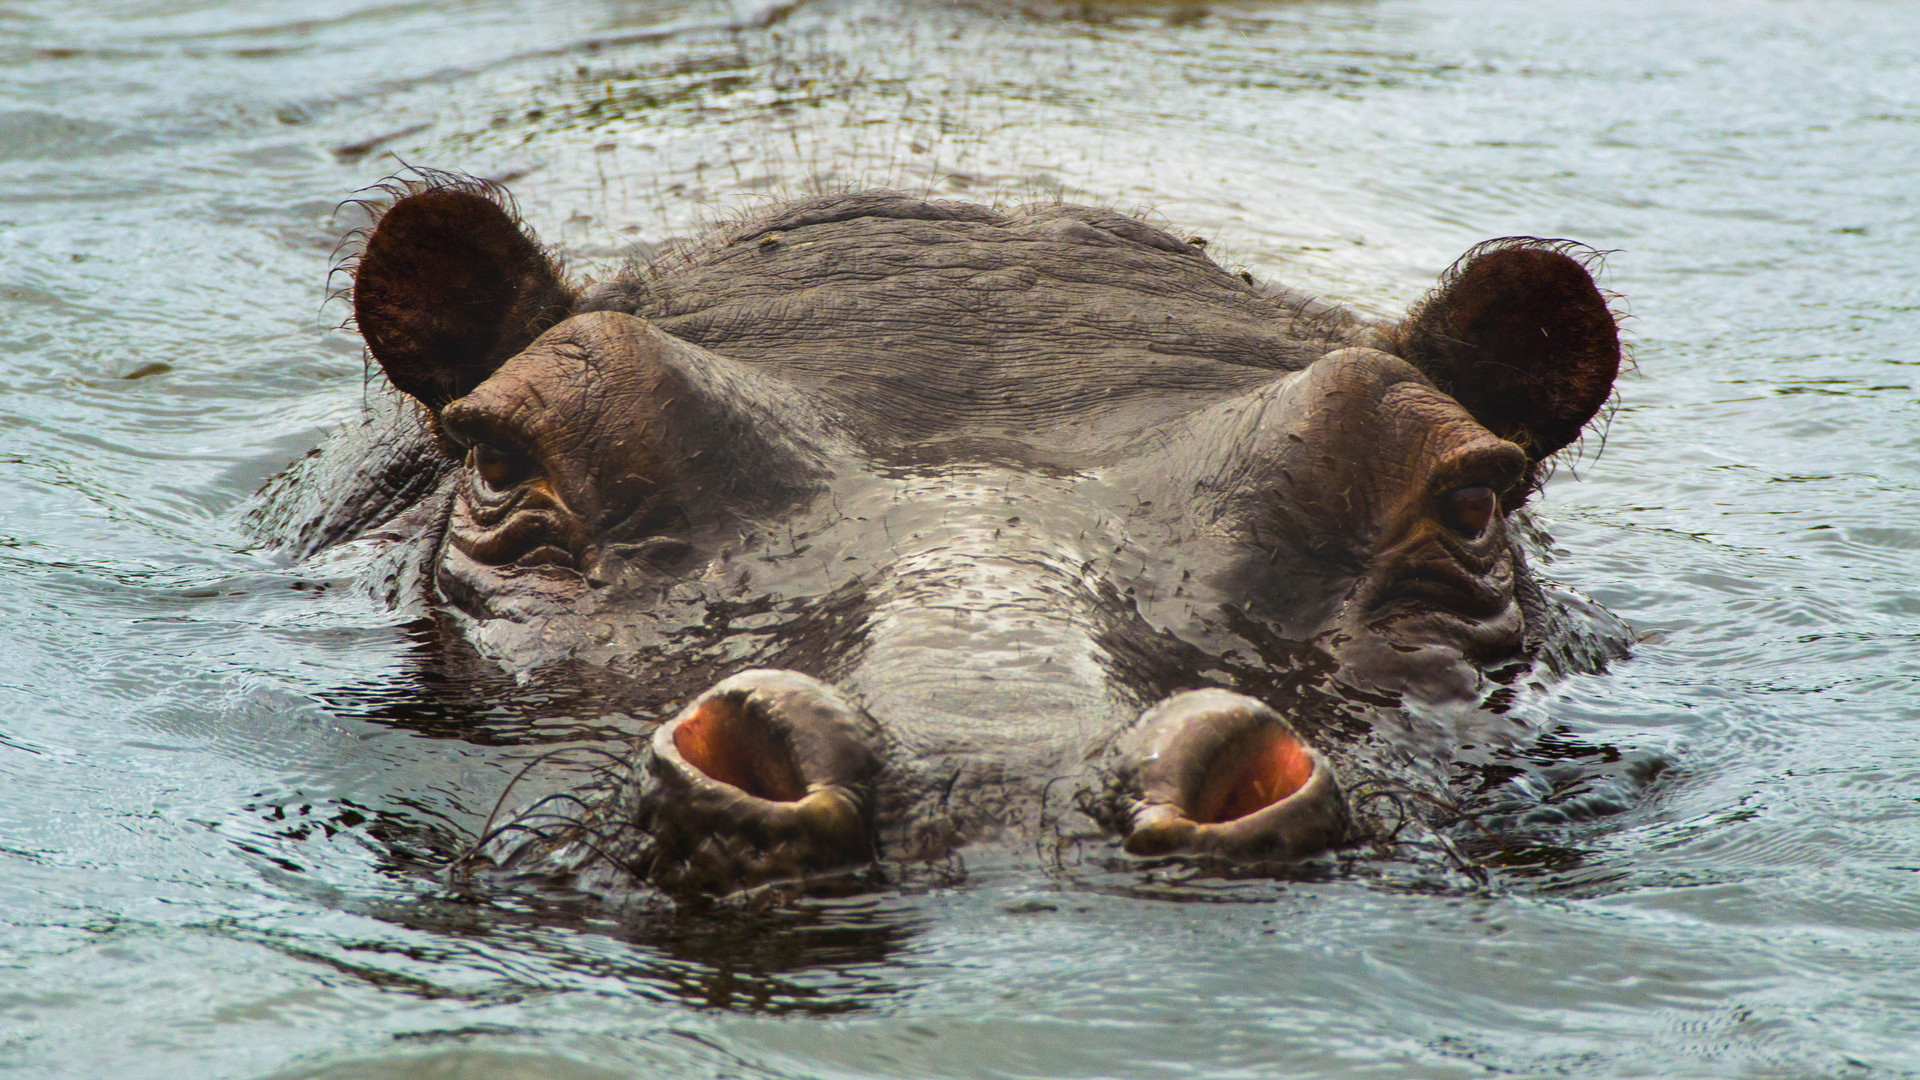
[
  {"left": 1442, "top": 485, "right": 1497, "bottom": 536},
  {"left": 471, "top": 442, "right": 533, "bottom": 493}
]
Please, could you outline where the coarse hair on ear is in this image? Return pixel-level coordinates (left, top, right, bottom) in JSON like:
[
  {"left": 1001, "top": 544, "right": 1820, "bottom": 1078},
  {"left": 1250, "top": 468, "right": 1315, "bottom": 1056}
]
[
  {"left": 1391, "top": 238, "right": 1622, "bottom": 461},
  {"left": 338, "top": 170, "right": 576, "bottom": 410}
]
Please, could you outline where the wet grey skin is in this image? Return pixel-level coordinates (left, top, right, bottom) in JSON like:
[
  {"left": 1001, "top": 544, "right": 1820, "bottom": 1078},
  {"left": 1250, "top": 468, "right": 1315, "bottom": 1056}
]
[{"left": 258, "top": 175, "right": 1626, "bottom": 894}]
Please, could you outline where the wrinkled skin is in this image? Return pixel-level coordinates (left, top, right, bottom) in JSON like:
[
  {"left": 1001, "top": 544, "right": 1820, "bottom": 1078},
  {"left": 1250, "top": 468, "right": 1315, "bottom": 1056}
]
[{"left": 260, "top": 176, "right": 1626, "bottom": 894}]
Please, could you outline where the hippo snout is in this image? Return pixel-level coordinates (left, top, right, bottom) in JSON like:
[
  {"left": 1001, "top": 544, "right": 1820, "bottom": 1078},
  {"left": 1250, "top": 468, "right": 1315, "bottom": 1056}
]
[{"left": 557, "top": 672, "right": 1350, "bottom": 893}]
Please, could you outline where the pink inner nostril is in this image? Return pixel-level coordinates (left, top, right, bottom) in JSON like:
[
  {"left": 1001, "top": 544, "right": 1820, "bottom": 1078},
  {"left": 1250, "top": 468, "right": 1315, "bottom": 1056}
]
[
  {"left": 1189, "top": 724, "right": 1316, "bottom": 824},
  {"left": 672, "top": 697, "right": 808, "bottom": 802}
]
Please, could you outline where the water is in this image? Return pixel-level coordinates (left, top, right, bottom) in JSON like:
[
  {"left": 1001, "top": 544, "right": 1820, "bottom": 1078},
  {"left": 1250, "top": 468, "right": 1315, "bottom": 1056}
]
[{"left": 4, "top": 0, "right": 1919, "bottom": 1075}]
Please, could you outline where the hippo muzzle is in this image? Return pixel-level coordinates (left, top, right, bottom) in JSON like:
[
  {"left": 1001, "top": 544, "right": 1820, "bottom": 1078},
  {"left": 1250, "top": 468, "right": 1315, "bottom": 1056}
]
[{"left": 532, "top": 669, "right": 1353, "bottom": 892}]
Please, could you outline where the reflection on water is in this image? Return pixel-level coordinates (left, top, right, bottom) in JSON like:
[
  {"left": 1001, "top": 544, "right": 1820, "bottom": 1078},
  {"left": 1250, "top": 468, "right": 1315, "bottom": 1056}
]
[
  {"left": 3, "top": 0, "right": 1920, "bottom": 1076},
  {"left": 309, "top": 887, "right": 924, "bottom": 1017}
]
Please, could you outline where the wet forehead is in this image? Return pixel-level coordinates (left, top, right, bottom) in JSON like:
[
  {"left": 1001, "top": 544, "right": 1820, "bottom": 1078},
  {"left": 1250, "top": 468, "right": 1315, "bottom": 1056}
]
[
  {"left": 628, "top": 195, "right": 1348, "bottom": 446},
  {"left": 771, "top": 463, "right": 1140, "bottom": 596}
]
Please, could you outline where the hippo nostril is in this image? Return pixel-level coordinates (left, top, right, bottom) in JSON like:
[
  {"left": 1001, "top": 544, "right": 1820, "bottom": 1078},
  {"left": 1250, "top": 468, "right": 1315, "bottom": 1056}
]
[
  {"left": 1108, "top": 689, "right": 1351, "bottom": 861},
  {"left": 671, "top": 695, "right": 808, "bottom": 803},
  {"left": 1190, "top": 724, "right": 1318, "bottom": 825},
  {"left": 639, "top": 670, "right": 883, "bottom": 891}
]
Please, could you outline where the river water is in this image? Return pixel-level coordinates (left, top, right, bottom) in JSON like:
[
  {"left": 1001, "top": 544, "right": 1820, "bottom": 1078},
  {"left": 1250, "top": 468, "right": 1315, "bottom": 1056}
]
[{"left": 3, "top": 0, "right": 1918, "bottom": 1076}]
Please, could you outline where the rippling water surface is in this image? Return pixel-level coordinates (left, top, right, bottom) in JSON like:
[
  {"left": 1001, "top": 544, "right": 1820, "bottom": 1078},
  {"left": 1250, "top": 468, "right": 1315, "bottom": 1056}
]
[{"left": 4, "top": 0, "right": 1919, "bottom": 1076}]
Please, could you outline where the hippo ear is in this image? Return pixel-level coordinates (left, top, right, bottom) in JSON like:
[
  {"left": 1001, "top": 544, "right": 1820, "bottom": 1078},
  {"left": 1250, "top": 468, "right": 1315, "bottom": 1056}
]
[
  {"left": 1394, "top": 239, "right": 1621, "bottom": 459},
  {"left": 350, "top": 183, "right": 574, "bottom": 410}
]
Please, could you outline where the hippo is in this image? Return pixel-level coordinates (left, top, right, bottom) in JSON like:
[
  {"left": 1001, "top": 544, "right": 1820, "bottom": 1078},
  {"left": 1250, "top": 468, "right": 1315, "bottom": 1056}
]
[{"left": 256, "top": 174, "right": 1625, "bottom": 894}]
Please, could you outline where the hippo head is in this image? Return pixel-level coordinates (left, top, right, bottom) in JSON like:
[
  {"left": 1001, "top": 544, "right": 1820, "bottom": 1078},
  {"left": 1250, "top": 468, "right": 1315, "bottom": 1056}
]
[{"left": 340, "top": 179, "right": 1620, "bottom": 892}]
